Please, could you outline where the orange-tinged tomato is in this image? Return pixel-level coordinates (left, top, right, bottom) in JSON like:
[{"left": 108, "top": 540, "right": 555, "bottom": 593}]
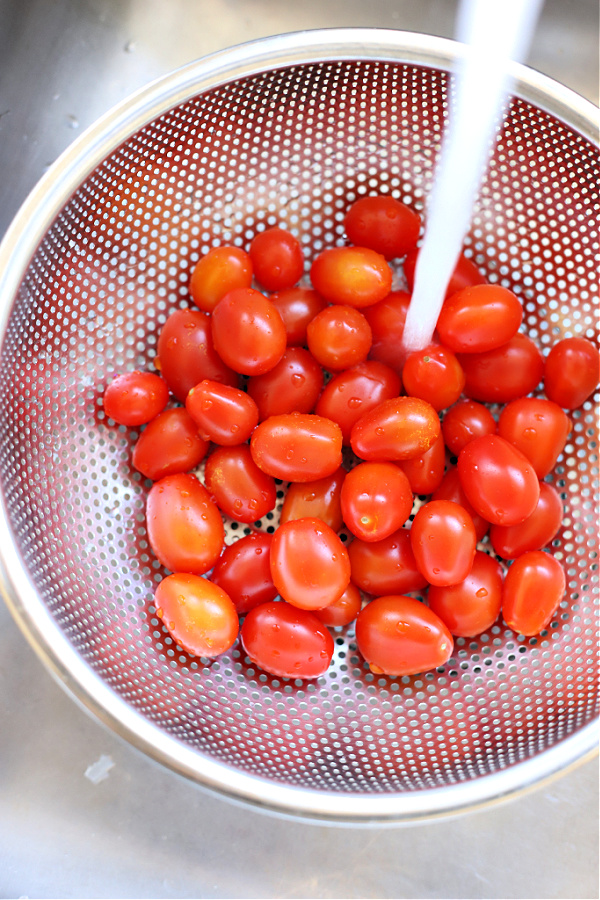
[
  {"left": 350, "top": 396, "right": 441, "bottom": 461},
  {"left": 310, "top": 246, "right": 393, "bottom": 308},
  {"left": 154, "top": 573, "right": 238, "bottom": 658},
  {"left": 250, "top": 412, "right": 343, "bottom": 482}
]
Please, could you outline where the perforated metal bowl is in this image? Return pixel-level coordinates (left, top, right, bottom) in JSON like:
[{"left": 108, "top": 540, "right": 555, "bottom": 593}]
[{"left": 0, "top": 29, "right": 597, "bottom": 823}]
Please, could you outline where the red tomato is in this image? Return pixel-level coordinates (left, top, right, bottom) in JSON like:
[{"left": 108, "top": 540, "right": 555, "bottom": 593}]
[
  {"left": 246, "top": 347, "right": 323, "bottom": 421},
  {"left": 210, "top": 532, "right": 277, "bottom": 614},
  {"left": 436, "top": 284, "right": 523, "bottom": 353},
  {"left": 315, "top": 360, "right": 401, "bottom": 445},
  {"left": 156, "top": 308, "right": 237, "bottom": 402},
  {"left": 313, "top": 582, "right": 363, "bottom": 627},
  {"left": 403, "top": 249, "right": 486, "bottom": 297},
  {"left": 249, "top": 227, "right": 304, "bottom": 292},
  {"left": 131, "top": 407, "right": 209, "bottom": 481},
  {"left": 340, "top": 461, "right": 413, "bottom": 542},
  {"left": 350, "top": 396, "right": 441, "bottom": 461},
  {"left": 270, "top": 517, "right": 351, "bottom": 610},
  {"left": 343, "top": 195, "right": 421, "bottom": 260},
  {"left": 364, "top": 290, "right": 411, "bottom": 374},
  {"left": 189, "top": 245, "right": 252, "bottom": 313},
  {"left": 497, "top": 397, "right": 571, "bottom": 478},
  {"left": 489, "top": 481, "right": 564, "bottom": 559},
  {"left": 401, "top": 343, "right": 465, "bottom": 411},
  {"left": 355, "top": 595, "right": 453, "bottom": 676},
  {"left": 310, "top": 246, "right": 393, "bottom": 308},
  {"left": 103, "top": 370, "right": 169, "bottom": 426},
  {"left": 502, "top": 550, "right": 566, "bottom": 636},
  {"left": 279, "top": 466, "right": 346, "bottom": 532},
  {"left": 458, "top": 434, "right": 540, "bottom": 526},
  {"left": 544, "top": 337, "right": 599, "bottom": 410},
  {"left": 397, "top": 430, "right": 446, "bottom": 496},
  {"left": 348, "top": 527, "right": 429, "bottom": 596},
  {"left": 154, "top": 573, "right": 238, "bottom": 658},
  {"left": 458, "top": 333, "right": 544, "bottom": 404},
  {"left": 442, "top": 400, "right": 497, "bottom": 456},
  {"left": 186, "top": 379, "right": 259, "bottom": 445},
  {"left": 240, "top": 601, "right": 334, "bottom": 680},
  {"left": 146, "top": 473, "right": 224, "bottom": 574},
  {"left": 306, "top": 304, "right": 372, "bottom": 371},
  {"left": 427, "top": 550, "right": 503, "bottom": 637},
  {"left": 432, "top": 466, "right": 489, "bottom": 542},
  {"left": 211, "top": 288, "right": 287, "bottom": 376},
  {"left": 410, "top": 499, "right": 477, "bottom": 586},
  {"left": 250, "top": 412, "right": 343, "bottom": 482},
  {"left": 204, "top": 444, "right": 276, "bottom": 524},
  {"left": 268, "top": 287, "right": 327, "bottom": 345}
]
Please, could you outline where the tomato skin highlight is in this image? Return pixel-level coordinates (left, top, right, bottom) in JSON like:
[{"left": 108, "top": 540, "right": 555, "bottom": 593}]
[
  {"left": 340, "top": 461, "right": 414, "bottom": 542},
  {"left": 442, "top": 399, "right": 497, "bottom": 456},
  {"left": 410, "top": 500, "right": 477, "bottom": 586},
  {"left": 313, "top": 582, "right": 363, "bottom": 627},
  {"left": 350, "top": 396, "right": 441, "bottom": 461},
  {"left": 210, "top": 532, "right": 277, "bottom": 615},
  {"left": 310, "top": 246, "right": 393, "bottom": 308},
  {"left": 489, "top": 481, "right": 563, "bottom": 559},
  {"left": 401, "top": 343, "right": 465, "bottom": 412},
  {"left": 458, "top": 434, "right": 540, "bottom": 526},
  {"left": 348, "top": 527, "right": 429, "bottom": 596},
  {"left": 131, "top": 407, "right": 209, "bottom": 481},
  {"left": 427, "top": 550, "right": 503, "bottom": 637},
  {"left": 211, "top": 287, "right": 287, "bottom": 376},
  {"left": 436, "top": 284, "right": 523, "bottom": 353},
  {"left": 240, "top": 601, "right": 334, "bottom": 680},
  {"left": 543, "top": 337, "right": 599, "bottom": 410},
  {"left": 189, "top": 245, "right": 252, "bottom": 313},
  {"left": 343, "top": 195, "right": 421, "bottom": 260},
  {"left": 502, "top": 550, "right": 566, "bottom": 636},
  {"left": 355, "top": 595, "right": 453, "bottom": 676},
  {"left": 315, "top": 360, "right": 401, "bottom": 445},
  {"left": 246, "top": 346, "right": 323, "bottom": 421},
  {"left": 186, "top": 379, "right": 259, "bottom": 445},
  {"left": 279, "top": 466, "right": 346, "bottom": 532},
  {"left": 103, "top": 370, "right": 169, "bottom": 426},
  {"left": 270, "top": 517, "right": 351, "bottom": 610},
  {"left": 154, "top": 573, "right": 238, "bottom": 658},
  {"left": 459, "top": 333, "right": 544, "bottom": 404},
  {"left": 397, "top": 430, "right": 446, "bottom": 496},
  {"left": 249, "top": 226, "right": 304, "bottom": 292},
  {"left": 497, "top": 396, "right": 571, "bottom": 478},
  {"left": 250, "top": 412, "right": 343, "bottom": 482},
  {"left": 403, "top": 249, "right": 486, "bottom": 298},
  {"left": 146, "top": 473, "right": 224, "bottom": 575},
  {"left": 204, "top": 444, "right": 276, "bottom": 524},
  {"left": 306, "top": 304, "right": 372, "bottom": 371}
]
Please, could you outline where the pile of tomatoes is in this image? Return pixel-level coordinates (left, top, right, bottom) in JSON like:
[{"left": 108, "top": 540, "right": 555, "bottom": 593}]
[{"left": 102, "top": 194, "right": 599, "bottom": 680}]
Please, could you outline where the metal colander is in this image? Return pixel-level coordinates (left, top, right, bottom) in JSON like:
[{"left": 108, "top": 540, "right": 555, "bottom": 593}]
[{"left": 0, "top": 29, "right": 597, "bottom": 823}]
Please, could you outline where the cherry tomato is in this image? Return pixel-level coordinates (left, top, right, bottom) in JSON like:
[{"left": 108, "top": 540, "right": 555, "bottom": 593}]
[
  {"left": 249, "top": 226, "right": 304, "bottom": 292},
  {"left": 489, "top": 481, "right": 564, "bottom": 559},
  {"left": 436, "top": 284, "right": 523, "bottom": 353},
  {"left": 442, "top": 399, "right": 497, "bottom": 456},
  {"left": 250, "top": 412, "right": 343, "bottom": 482},
  {"left": 315, "top": 360, "right": 401, "bottom": 445},
  {"left": 458, "top": 434, "right": 540, "bottom": 526},
  {"left": 397, "top": 430, "right": 446, "bottom": 496},
  {"left": 240, "top": 600, "right": 334, "bottom": 680},
  {"left": 350, "top": 396, "right": 441, "bottom": 461},
  {"left": 343, "top": 195, "right": 421, "bottom": 260},
  {"left": 131, "top": 407, "right": 209, "bottom": 481},
  {"left": 211, "top": 288, "right": 287, "bottom": 376},
  {"left": 403, "top": 249, "right": 486, "bottom": 297},
  {"left": 204, "top": 444, "right": 276, "bottom": 524},
  {"left": 279, "top": 466, "right": 346, "bottom": 532},
  {"left": 268, "top": 287, "right": 327, "bottom": 345},
  {"left": 497, "top": 396, "right": 571, "bottom": 478},
  {"left": 543, "top": 337, "right": 599, "bottom": 410},
  {"left": 154, "top": 573, "right": 238, "bottom": 658},
  {"left": 210, "top": 532, "right": 277, "bottom": 614},
  {"left": 459, "top": 333, "right": 544, "bottom": 404},
  {"left": 427, "top": 550, "right": 503, "bottom": 637},
  {"left": 246, "top": 347, "right": 323, "bottom": 421},
  {"left": 364, "top": 290, "right": 411, "bottom": 374},
  {"left": 306, "top": 304, "right": 372, "bottom": 371},
  {"left": 146, "top": 473, "right": 224, "bottom": 574},
  {"left": 310, "top": 246, "right": 393, "bottom": 308},
  {"left": 402, "top": 343, "right": 465, "bottom": 411},
  {"left": 348, "top": 527, "right": 429, "bottom": 596},
  {"left": 270, "top": 517, "right": 350, "bottom": 610},
  {"left": 185, "top": 379, "right": 259, "bottom": 445},
  {"left": 103, "top": 370, "right": 169, "bottom": 426},
  {"left": 355, "top": 595, "right": 453, "bottom": 676},
  {"left": 189, "top": 245, "right": 252, "bottom": 313},
  {"left": 410, "top": 499, "right": 476, "bottom": 586},
  {"left": 340, "top": 461, "right": 413, "bottom": 542},
  {"left": 502, "top": 550, "right": 566, "bottom": 636},
  {"left": 157, "top": 308, "right": 237, "bottom": 402},
  {"left": 431, "top": 466, "right": 489, "bottom": 542},
  {"left": 313, "top": 582, "right": 363, "bottom": 627}
]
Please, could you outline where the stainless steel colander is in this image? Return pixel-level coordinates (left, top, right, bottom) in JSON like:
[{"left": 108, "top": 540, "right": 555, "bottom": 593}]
[{"left": 0, "top": 29, "right": 597, "bottom": 824}]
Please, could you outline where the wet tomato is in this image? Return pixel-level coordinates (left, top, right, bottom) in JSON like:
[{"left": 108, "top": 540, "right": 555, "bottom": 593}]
[
  {"left": 250, "top": 412, "right": 343, "bottom": 482},
  {"left": 340, "top": 461, "right": 413, "bottom": 542},
  {"left": 306, "top": 304, "right": 372, "bottom": 371},
  {"left": 401, "top": 343, "right": 465, "bottom": 411},
  {"left": 442, "top": 399, "right": 497, "bottom": 456},
  {"left": 343, "top": 195, "right": 421, "bottom": 260},
  {"left": 154, "top": 573, "right": 238, "bottom": 658},
  {"left": 436, "top": 284, "right": 523, "bottom": 353},
  {"left": 131, "top": 407, "right": 209, "bottom": 481},
  {"left": 543, "top": 337, "right": 599, "bottom": 410},
  {"left": 279, "top": 466, "right": 346, "bottom": 532},
  {"left": 310, "top": 246, "right": 393, "bottom": 308},
  {"left": 268, "top": 287, "right": 327, "bottom": 345},
  {"left": 186, "top": 379, "right": 259, "bottom": 445},
  {"left": 211, "top": 287, "right": 287, "bottom": 376},
  {"left": 497, "top": 396, "right": 571, "bottom": 478},
  {"left": 355, "top": 595, "right": 453, "bottom": 676},
  {"left": 410, "top": 499, "right": 477, "bottom": 586},
  {"left": 210, "top": 532, "right": 277, "bottom": 615},
  {"left": 427, "top": 550, "right": 503, "bottom": 637},
  {"left": 458, "top": 333, "right": 544, "bottom": 404},
  {"left": 364, "top": 290, "right": 411, "bottom": 375},
  {"left": 103, "top": 370, "right": 169, "bottom": 426},
  {"left": 348, "top": 527, "right": 429, "bottom": 596},
  {"left": 489, "top": 481, "right": 563, "bottom": 559},
  {"left": 246, "top": 347, "right": 323, "bottom": 421},
  {"left": 240, "top": 601, "right": 334, "bottom": 680},
  {"left": 204, "top": 444, "right": 276, "bottom": 524},
  {"left": 189, "top": 245, "right": 252, "bottom": 313},
  {"left": 403, "top": 249, "right": 486, "bottom": 298},
  {"left": 397, "top": 430, "right": 446, "bottom": 496},
  {"left": 432, "top": 466, "right": 489, "bottom": 542},
  {"left": 350, "top": 396, "right": 441, "bottom": 461},
  {"left": 313, "top": 582, "right": 363, "bottom": 627},
  {"left": 249, "top": 226, "right": 304, "bottom": 292},
  {"left": 502, "top": 550, "right": 566, "bottom": 636},
  {"left": 315, "top": 360, "right": 401, "bottom": 445}
]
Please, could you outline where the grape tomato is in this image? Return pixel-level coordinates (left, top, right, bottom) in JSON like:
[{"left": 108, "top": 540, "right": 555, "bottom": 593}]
[
  {"left": 155, "top": 573, "right": 238, "bottom": 658},
  {"left": 459, "top": 332, "right": 544, "bottom": 404},
  {"left": 204, "top": 444, "right": 276, "bottom": 524},
  {"left": 436, "top": 284, "right": 523, "bottom": 353},
  {"left": 343, "top": 195, "right": 421, "bottom": 260},
  {"left": 340, "top": 461, "right": 414, "bottom": 542},
  {"left": 315, "top": 360, "right": 401, "bottom": 445},
  {"left": 489, "top": 481, "right": 564, "bottom": 559},
  {"left": 210, "top": 532, "right": 277, "bottom": 615},
  {"left": 497, "top": 396, "right": 571, "bottom": 478},
  {"left": 246, "top": 347, "right": 323, "bottom": 421},
  {"left": 189, "top": 245, "right": 252, "bottom": 313},
  {"left": 502, "top": 550, "right": 566, "bottom": 636},
  {"left": 442, "top": 399, "right": 497, "bottom": 456},
  {"left": 348, "top": 527, "right": 429, "bottom": 596},
  {"left": 350, "top": 396, "right": 441, "bottom": 461},
  {"left": 410, "top": 499, "right": 477, "bottom": 587},
  {"left": 240, "top": 601, "right": 334, "bottom": 680},
  {"left": 427, "top": 551, "right": 503, "bottom": 637},
  {"left": 279, "top": 466, "right": 346, "bottom": 532},
  {"left": 186, "top": 379, "right": 259, "bottom": 445},
  {"left": 397, "top": 430, "right": 446, "bottom": 496},
  {"left": 401, "top": 343, "right": 465, "bottom": 412},
  {"left": 249, "top": 226, "right": 304, "bottom": 292},
  {"left": 310, "top": 246, "right": 393, "bottom": 308},
  {"left": 132, "top": 407, "right": 209, "bottom": 481},
  {"left": 306, "top": 304, "right": 373, "bottom": 371},
  {"left": 211, "top": 287, "right": 287, "bottom": 376},
  {"left": 157, "top": 308, "right": 237, "bottom": 401},
  {"left": 250, "top": 412, "right": 343, "bottom": 482},
  {"left": 268, "top": 287, "right": 327, "bottom": 345},
  {"left": 103, "top": 370, "right": 169, "bottom": 426},
  {"left": 543, "top": 337, "right": 599, "bottom": 410}
]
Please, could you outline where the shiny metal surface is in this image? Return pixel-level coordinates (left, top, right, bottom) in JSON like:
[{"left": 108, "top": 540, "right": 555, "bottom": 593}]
[{"left": 0, "top": 1, "right": 598, "bottom": 896}]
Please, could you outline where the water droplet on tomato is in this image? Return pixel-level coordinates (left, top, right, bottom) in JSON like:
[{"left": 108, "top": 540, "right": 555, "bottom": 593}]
[
  {"left": 396, "top": 620, "right": 410, "bottom": 633},
  {"left": 156, "top": 607, "right": 163, "bottom": 618},
  {"left": 432, "top": 567, "right": 440, "bottom": 574},
  {"left": 233, "top": 499, "right": 243, "bottom": 511},
  {"left": 168, "top": 621, "right": 176, "bottom": 631},
  {"left": 375, "top": 427, "right": 385, "bottom": 436},
  {"left": 231, "top": 424, "right": 240, "bottom": 433},
  {"left": 292, "top": 373, "right": 305, "bottom": 386},
  {"left": 476, "top": 587, "right": 488, "bottom": 598},
  {"left": 370, "top": 663, "right": 384, "bottom": 674},
  {"left": 348, "top": 397, "right": 362, "bottom": 409},
  {"left": 285, "top": 449, "right": 294, "bottom": 460},
  {"left": 255, "top": 547, "right": 263, "bottom": 556},
  {"left": 523, "top": 427, "right": 536, "bottom": 439},
  {"left": 248, "top": 499, "right": 258, "bottom": 510}
]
